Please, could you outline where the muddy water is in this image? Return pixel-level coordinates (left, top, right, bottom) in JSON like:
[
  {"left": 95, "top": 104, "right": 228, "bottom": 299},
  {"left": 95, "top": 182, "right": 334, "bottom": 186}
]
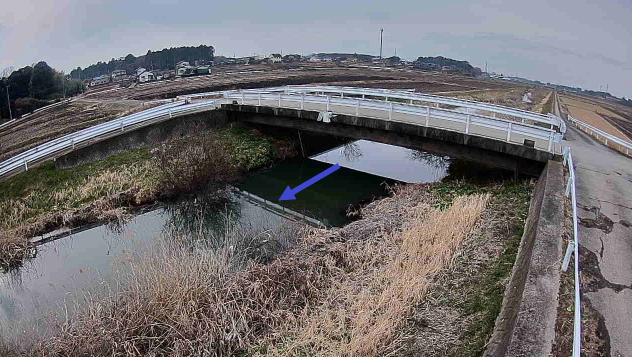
[{"left": 0, "top": 140, "right": 449, "bottom": 335}]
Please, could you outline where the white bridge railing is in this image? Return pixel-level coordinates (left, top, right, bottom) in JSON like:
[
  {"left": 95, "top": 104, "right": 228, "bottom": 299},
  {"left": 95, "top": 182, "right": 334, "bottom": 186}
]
[
  {"left": 0, "top": 100, "right": 218, "bottom": 178},
  {"left": 561, "top": 147, "right": 581, "bottom": 357},
  {"left": 568, "top": 115, "right": 632, "bottom": 156},
  {"left": 213, "top": 89, "right": 563, "bottom": 154}
]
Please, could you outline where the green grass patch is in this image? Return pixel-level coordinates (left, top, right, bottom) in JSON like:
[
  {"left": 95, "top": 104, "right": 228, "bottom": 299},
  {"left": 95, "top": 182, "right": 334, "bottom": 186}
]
[{"left": 0, "top": 147, "right": 151, "bottom": 201}]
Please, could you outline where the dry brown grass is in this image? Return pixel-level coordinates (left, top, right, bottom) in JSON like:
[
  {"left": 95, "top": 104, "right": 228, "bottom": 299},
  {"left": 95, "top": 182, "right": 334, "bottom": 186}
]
[
  {"left": 263, "top": 192, "right": 490, "bottom": 356},
  {"left": 2, "top": 183, "right": 489, "bottom": 357}
]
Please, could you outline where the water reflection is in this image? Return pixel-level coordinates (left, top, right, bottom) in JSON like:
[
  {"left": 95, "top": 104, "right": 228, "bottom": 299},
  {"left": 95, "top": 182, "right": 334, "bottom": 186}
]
[{"left": 312, "top": 140, "right": 449, "bottom": 183}]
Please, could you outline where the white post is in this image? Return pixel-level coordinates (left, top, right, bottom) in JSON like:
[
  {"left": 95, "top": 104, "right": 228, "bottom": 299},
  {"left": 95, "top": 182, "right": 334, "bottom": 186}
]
[
  {"left": 356, "top": 100, "right": 360, "bottom": 116},
  {"left": 566, "top": 176, "right": 572, "bottom": 197},
  {"left": 121, "top": 120, "right": 124, "bottom": 131},
  {"left": 278, "top": 93, "right": 281, "bottom": 107},
  {"left": 561, "top": 241, "right": 575, "bottom": 271},
  {"left": 362, "top": 94, "right": 365, "bottom": 99},
  {"left": 548, "top": 133, "right": 554, "bottom": 152},
  {"left": 385, "top": 96, "right": 388, "bottom": 102},
  {"left": 506, "top": 123, "right": 512, "bottom": 142},
  {"left": 466, "top": 115, "right": 471, "bottom": 134},
  {"left": 389, "top": 102, "right": 393, "bottom": 120},
  {"left": 327, "top": 95, "right": 330, "bottom": 111},
  {"left": 169, "top": 109, "right": 172, "bottom": 118},
  {"left": 258, "top": 93, "right": 262, "bottom": 106},
  {"left": 23, "top": 159, "right": 28, "bottom": 171},
  {"left": 409, "top": 99, "right": 413, "bottom": 105},
  {"left": 241, "top": 91, "right": 245, "bottom": 105},
  {"left": 426, "top": 106, "right": 430, "bottom": 126},
  {"left": 605, "top": 138, "right": 608, "bottom": 146},
  {"left": 72, "top": 138, "right": 75, "bottom": 150},
  {"left": 301, "top": 93, "right": 304, "bottom": 110}
]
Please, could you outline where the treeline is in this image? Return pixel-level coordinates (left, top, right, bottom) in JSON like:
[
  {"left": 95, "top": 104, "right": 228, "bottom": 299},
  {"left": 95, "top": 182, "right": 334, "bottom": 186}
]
[
  {"left": 415, "top": 56, "right": 482, "bottom": 75},
  {"left": 1, "top": 62, "right": 85, "bottom": 120},
  {"left": 70, "top": 45, "right": 215, "bottom": 80}
]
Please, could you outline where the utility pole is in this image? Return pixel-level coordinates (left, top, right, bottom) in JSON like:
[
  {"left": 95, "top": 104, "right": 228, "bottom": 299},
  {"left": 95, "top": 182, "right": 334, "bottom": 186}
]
[
  {"left": 6, "top": 85, "right": 12, "bottom": 120},
  {"left": 379, "top": 28, "right": 383, "bottom": 67}
]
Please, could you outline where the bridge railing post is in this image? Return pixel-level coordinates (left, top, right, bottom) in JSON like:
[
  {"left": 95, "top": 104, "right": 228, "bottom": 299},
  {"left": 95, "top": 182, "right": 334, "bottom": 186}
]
[
  {"left": 466, "top": 115, "right": 471, "bottom": 134},
  {"left": 389, "top": 102, "right": 393, "bottom": 120},
  {"left": 24, "top": 159, "right": 28, "bottom": 171},
  {"left": 258, "top": 93, "right": 262, "bottom": 106},
  {"left": 426, "top": 106, "right": 430, "bottom": 127},
  {"left": 301, "top": 93, "right": 304, "bottom": 110},
  {"left": 506, "top": 123, "right": 512, "bottom": 142},
  {"left": 548, "top": 130, "right": 554, "bottom": 152},
  {"left": 278, "top": 93, "right": 281, "bottom": 107},
  {"left": 356, "top": 99, "right": 360, "bottom": 116},
  {"left": 327, "top": 95, "right": 330, "bottom": 111}
]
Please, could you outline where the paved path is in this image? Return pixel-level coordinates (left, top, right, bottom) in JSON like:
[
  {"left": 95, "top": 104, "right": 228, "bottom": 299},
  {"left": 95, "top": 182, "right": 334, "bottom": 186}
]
[{"left": 563, "top": 124, "right": 632, "bottom": 357}]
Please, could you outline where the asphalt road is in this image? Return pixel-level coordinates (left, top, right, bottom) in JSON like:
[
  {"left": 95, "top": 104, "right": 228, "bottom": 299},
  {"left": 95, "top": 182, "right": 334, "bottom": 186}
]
[{"left": 563, "top": 124, "right": 632, "bottom": 357}]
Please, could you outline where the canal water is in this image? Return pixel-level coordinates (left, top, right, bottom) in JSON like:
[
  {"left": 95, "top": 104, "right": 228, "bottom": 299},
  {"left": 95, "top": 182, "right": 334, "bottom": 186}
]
[{"left": 0, "top": 139, "right": 449, "bottom": 336}]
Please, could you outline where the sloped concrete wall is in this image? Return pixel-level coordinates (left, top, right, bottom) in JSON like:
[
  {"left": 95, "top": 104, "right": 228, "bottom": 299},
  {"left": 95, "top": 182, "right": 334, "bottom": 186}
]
[{"left": 483, "top": 160, "right": 564, "bottom": 357}]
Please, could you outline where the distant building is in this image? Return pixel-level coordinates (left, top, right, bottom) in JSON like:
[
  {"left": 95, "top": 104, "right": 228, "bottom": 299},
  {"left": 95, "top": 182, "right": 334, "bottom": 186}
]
[
  {"left": 90, "top": 74, "right": 110, "bottom": 87},
  {"left": 269, "top": 53, "right": 282, "bottom": 63},
  {"left": 309, "top": 56, "right": 321, "bottom": 63},
  {"left": 175, "top": 61, "right": 195, "bottom": 76},
  {"left": 139, "top": 71, "right": 155, "bottom": 83},
  {"left": 110, "top": 70, "right": 127, "bottom": 82},
  {"left": 136, "top": 67, "right": 147, "bottom": 76}
]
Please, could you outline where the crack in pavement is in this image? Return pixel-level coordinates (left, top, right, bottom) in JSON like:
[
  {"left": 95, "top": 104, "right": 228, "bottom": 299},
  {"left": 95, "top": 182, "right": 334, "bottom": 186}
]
[
  {"left": 576, "top": 165, "right": 612, "bottom": 176},
  {"left": 584, "top": 197, "right": 632, "bottom": 212},
  {"left": 578, "top": 205, "right": 615, "bottom": 234},
  {"left": 581, "top": 245, "right": 632, "bottom": 293}
]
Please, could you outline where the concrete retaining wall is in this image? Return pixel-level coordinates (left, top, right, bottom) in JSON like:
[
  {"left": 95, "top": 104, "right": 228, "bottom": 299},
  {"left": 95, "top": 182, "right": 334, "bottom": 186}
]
[
  {"left": 483, "top": 160, "right": 564, "bottom": 357},
  {"left": 55, "top": 110, "right": 228, "bottom": 169}
]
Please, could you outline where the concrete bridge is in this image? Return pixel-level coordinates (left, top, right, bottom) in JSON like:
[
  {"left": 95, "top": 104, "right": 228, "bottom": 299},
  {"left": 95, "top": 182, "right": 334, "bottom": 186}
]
[
  {"left": 202, "top": 86, "right": 565, "bottom": 176},
  {"left": 0, "top": 86, "right": 565, "bottom": 179}
]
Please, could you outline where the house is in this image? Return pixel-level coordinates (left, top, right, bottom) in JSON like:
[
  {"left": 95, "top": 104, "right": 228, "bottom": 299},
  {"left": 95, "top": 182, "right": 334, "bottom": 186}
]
[
  {"left": 90, "top": 74, "right": 110, "bottom": 87},
  {"left": 309, "top": 56, "right": 321, "bottom": 63},
  {"left": 136, "top": 67, "right": 147, "bottom": 76},
  {"left": 111, "top": 70, "right": 127, "bottom": 82},
  {"left": 269, "top": 54, "right": 282, "bottom": 63},
  {"left": 138, "top": 71, "right": 155, "bottom": 83},
  {"left": 175, "top": 61, "right": 195, "bottom": 76}
]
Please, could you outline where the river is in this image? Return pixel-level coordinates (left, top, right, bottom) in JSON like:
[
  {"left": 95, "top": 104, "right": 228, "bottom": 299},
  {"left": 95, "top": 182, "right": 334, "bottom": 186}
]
[{"left": 0, "top": 139, "right": 449, "bottom": 336}]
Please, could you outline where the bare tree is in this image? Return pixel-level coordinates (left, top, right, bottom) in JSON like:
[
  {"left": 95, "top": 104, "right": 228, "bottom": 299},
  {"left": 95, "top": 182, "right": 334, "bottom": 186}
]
[
  {"left": 406, "top": 150, "right": 451, "bottom": 171},
  {"left": 341, "top": 141, "right": 363, "bottom": 162}
]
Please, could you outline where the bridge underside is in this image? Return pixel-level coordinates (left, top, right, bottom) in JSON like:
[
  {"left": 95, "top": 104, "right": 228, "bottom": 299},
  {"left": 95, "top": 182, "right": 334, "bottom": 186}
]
[{"left": 223, "top": 104, "right": 560, "bottom": 177}]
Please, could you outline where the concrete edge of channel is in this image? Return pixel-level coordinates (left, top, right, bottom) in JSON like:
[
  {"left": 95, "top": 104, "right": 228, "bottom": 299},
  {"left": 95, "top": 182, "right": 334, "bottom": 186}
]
[{"left": 483, "top": 160, "right": 564, "bottom": 357}]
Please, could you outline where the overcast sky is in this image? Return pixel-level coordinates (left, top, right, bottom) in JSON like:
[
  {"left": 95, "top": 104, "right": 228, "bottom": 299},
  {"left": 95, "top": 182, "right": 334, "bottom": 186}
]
[{"left": 2, "top": 0, "right": 631, "bottom": 97}]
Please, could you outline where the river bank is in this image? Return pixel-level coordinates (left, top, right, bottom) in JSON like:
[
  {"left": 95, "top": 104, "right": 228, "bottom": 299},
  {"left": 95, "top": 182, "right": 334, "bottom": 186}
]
[
  {"left": 0, "top": 122, "right": 299, "bottom": 271},
  {"left": 1, "top": 169, "right": 534, "bottom": 357}
]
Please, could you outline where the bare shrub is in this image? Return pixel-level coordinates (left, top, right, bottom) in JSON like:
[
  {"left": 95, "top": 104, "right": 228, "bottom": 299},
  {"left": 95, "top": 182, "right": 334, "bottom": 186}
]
[{"left": 157, "top": 133, "right": 239, "bottom": 196}]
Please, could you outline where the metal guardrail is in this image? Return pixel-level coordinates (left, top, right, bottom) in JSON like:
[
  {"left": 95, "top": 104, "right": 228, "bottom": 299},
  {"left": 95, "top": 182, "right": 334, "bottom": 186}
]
[
  {"left": 0, "top": 100, "right": 219, "bottom": 178},
  {"left": 568, "top": 115, "right": 632, "bottom": 156},
  {"left": 272, "top": 85, "right": 566, "bottom": 133},
  {"left": 561, "top": 147, "right": 581, "bottom": 357},
  {"left": 182, "top": 85, "right": 567, "bottom": 134},
  {"left": 217, "top": 90, "right": 563, "bottom": 153}
]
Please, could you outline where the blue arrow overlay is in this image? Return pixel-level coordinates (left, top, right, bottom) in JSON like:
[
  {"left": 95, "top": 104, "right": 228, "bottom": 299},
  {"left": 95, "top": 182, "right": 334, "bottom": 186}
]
[{"left": 279, "top": 163, "right": 341, "bottom": 201}]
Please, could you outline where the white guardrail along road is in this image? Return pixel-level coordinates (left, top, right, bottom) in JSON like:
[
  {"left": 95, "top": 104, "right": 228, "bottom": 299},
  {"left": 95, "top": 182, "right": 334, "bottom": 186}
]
[
  {"left": 0, "top": 100, "right": 218, "bottom": 178},
  {"left": 561, "top": 147, "right": 582, "bottom": 357},
  {"left": 568, "top": 115, "right": 632, "bottom": 156},
  {"left": 1, "top": 85, "right": 565, "bottom": 178}
]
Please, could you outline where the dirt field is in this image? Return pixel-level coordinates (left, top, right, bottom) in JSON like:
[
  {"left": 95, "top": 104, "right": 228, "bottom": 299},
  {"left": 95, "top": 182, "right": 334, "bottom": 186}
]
[
  {"left": 560, "top": 95, "right": 632, "bottom": 142},
  {"left": 90, "top": 65, "right": 523, "bottom": 101},
  {"left": 0, "top": 65, "right": 529, "bottom": 163},
  {"left": 0, "top": 101, "right": 147, "bottom": 162}
]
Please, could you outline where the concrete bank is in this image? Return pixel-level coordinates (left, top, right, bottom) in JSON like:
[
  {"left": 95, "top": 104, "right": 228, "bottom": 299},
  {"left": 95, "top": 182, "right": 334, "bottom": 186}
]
[
  {"left": 55, "top": 110, "right": 228, "bottom": 169},
  {"left": 484, "top": 160, "right": 564, "bottom": 357}
]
